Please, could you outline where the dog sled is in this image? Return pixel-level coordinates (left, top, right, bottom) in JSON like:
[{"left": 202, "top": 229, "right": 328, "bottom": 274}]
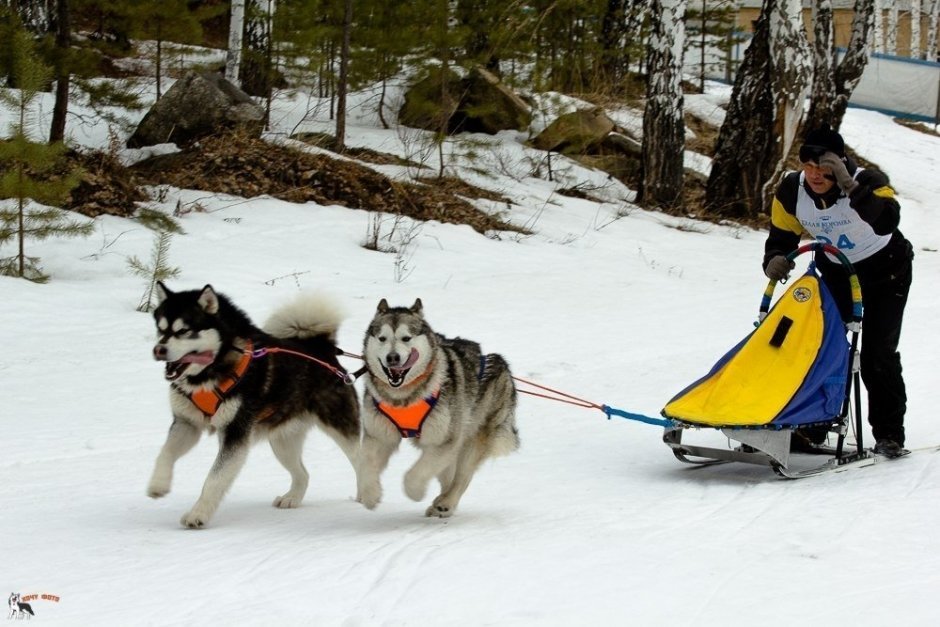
[{"left": 659, "top": 242, "right": 875, "bottom": 478}]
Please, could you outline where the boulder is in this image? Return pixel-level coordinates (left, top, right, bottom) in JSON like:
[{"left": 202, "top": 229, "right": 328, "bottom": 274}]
[
  {"left": 530, "top": 107, "right": 616, "bottom": 154},
  {"left": 127, "top": 71, "right": 264, "bottom": 148},
  {"left": 449, "top": 67, "right": 532, "bottom": 134},
  {"left": 398, "top": 66, "right": 532, "bottom": 135},
  {"left": 397, "top": 67, "right": 463, "bottom": 132}
]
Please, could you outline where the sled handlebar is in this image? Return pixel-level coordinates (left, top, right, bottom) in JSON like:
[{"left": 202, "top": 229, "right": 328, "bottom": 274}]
[{"left": 760, "top": 242, "right": 863, "bottom": 323}]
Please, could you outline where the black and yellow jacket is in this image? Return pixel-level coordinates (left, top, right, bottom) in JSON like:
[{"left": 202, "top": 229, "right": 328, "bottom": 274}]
[{"left": 763, "top": 158, "right": 912, "bottom": 287}]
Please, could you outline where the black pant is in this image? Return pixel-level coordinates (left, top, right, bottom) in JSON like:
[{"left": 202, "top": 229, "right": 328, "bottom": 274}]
[{"left": 817, "top": 234, "right": 913, "bottom": 446}]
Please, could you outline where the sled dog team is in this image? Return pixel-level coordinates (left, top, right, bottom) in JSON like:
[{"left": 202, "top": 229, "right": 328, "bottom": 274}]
[{"left": 148, "top": 282, "right": 519, "bottom": 528}]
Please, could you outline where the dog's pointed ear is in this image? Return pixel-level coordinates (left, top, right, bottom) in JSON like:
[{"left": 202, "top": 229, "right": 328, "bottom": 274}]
[
  {"left": 155, "top": 281, "right": 171, "bottom": 305},
  {"left": 377, "top": 298, "right": 389, "bottom": 313},
  {"left": 411, "top": 298, "right": 423, "bottom": 316},
  {"left": 198, "top": 285, "right": 220, "bottom": 315}
]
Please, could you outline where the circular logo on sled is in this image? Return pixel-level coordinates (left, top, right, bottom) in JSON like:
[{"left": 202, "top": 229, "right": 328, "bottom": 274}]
[{"left": 792, "top": 287, "right": 812, "bottom": 302}]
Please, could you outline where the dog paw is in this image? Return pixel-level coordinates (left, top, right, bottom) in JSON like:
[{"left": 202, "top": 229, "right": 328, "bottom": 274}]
[
  {"left": 147, "top": 477, "right": 171, "bottom": 498},
  {"left": 357, "top": 489, "right": 381, "bottom": 510},
  {"left": 273, "top": 494, "right": 303, "bottom": 509},
  {"left": 359, "top": 498, "right": 380, "bottom": 510},
  {"left": 403, "top": 472, "right": 428, "bottom": 502},
  {"left": 180, "top": 509, "right": 210, "bottom": 529},
  {"left": 425, "top": 500, "right": 455, "bottom": 518},
  {"left": 147, "top": 484, "right": 170, "bottom": 499}
]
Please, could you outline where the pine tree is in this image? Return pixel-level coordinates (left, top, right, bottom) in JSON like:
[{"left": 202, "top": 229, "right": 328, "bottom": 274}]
[
  {"left": 0, "top": 24, "right": 91, "bottom": 282},
  {"left": 127, "top": 230, "right": 181, "bottom": 312}
]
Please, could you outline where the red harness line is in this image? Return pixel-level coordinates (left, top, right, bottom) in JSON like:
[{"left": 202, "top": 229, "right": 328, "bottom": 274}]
[
  {"left": 251, "top": 346, "right": 356, "bottom": 384},
  {"left": 512, "top": 376, "right": 604, "bottom": 411}
]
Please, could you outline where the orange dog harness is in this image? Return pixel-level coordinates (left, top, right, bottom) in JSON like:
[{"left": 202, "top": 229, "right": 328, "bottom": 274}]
[
  {"left": 175, "top": 341, "right": 253, "bottom": 419},
  {"left": 374, "top": 390, "right": 441, "bottom": 438}
]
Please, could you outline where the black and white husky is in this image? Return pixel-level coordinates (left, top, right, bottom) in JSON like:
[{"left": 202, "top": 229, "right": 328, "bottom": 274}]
[
  {"left": 148, "top": 282, "right": 360, "bottom": 528},
  {"left": 357, "top": 299, "right": 520, "bottom": 517}
]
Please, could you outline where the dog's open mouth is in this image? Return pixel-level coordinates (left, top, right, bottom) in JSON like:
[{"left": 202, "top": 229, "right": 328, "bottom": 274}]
[
  {"left": 381, "top": 349, "right": 418, "bottom": 388},
  {"left": 164, "top": 351, "right": 216, "bottom": 381}
]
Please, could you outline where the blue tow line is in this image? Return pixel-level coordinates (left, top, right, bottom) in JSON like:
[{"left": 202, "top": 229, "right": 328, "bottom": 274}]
[{"left": 602, "top": 404, "right": 676, "bottom": 428}]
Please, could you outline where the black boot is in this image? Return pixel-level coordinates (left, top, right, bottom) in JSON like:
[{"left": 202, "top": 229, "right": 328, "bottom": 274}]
[{"left": 873, "top": 439, "right": 906, "bottom": 458}]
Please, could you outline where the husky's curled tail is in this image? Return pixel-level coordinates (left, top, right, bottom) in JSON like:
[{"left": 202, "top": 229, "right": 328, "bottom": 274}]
[{"left": 263, "top": 292, "right": 346, "bottom": 342}]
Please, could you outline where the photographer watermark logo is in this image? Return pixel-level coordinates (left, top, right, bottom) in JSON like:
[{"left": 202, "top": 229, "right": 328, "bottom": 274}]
[{"left": 8, "top": 592, "right": 60, "bottom": 620}]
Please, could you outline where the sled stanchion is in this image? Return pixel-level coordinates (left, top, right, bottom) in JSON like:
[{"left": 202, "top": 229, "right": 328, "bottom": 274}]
[{"left": 603, "top": 405, "right": 676, "bottom": 428}]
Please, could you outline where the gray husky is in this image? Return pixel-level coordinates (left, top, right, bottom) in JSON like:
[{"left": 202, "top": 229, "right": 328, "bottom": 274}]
[
  {"left": 148, "top": 282, "right": 360, "bottom": 528},
  {"left": 357, "top": 299, "right": 520, "bottom": 517}
]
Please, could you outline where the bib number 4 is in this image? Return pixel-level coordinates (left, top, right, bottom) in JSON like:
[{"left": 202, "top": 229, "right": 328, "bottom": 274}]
[{"left": 816, "top": 234, "right": 856, "bottom": 251}]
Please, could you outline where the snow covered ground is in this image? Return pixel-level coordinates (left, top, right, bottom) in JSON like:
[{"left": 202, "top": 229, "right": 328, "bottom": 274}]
[{"left": 2, "top": 76, "right": 939, "bottom": 625}]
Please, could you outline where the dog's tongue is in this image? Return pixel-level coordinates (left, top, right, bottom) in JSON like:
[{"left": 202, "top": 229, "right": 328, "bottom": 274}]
[
  {"left": 390, "top": 348, "right": 419, "bottom": 372},
  {"left": 180, "top": 351, "right": 216, "bottom": 365}
]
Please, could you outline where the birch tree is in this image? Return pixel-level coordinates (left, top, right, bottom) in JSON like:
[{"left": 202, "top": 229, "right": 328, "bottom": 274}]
[
  {"left": 806, "top": 0, "right": 876, "bottom": 134},
  {"left": 911, "top": 0, "right": 922, "bottom": 58},
  {"left": 886, "top": 0, "right": 898, "bottom": 54},
  {"left": 4, "top": 0, "right": 55, "bottom": 34},
  {"left": 928, "top": 0, "right": 939, "bottom": 60},
  {"left": 640, "top": 0, "right": 686, "bottom": 208},
  {"left": 804, "top": 0, "right": 835, "bottom": 137},
  {"left": 225, "top": 0, "right": 245, "bottom": 86},
  {"left": 873, "top": 0, "right": 885, "bottom": 53},
  {"left": 829, "top": 0, "right": 876, "bottom": 129},
  {"left": 705, "top": 0, "right": 811, "bottom": 219}
]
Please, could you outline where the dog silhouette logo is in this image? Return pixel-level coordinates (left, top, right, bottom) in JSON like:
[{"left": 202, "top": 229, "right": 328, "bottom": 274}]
[{"left": 7, "top": 593, "right": 35, "bottom": 620}]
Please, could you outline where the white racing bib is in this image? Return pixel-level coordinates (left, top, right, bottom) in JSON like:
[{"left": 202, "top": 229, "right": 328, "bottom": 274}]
[{"left": 795, "top": 170, "right": 891, "bottom": 263}]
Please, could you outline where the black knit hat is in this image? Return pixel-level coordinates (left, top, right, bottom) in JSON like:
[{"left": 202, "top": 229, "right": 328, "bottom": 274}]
[{"left": 802, "top": 123, "right": 845, "bottom": 158}]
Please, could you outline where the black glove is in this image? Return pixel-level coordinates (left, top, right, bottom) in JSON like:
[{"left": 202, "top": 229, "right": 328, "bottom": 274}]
[
  {"left": 817, "top": 152, "right": 859, "bottom": 195},
  {"left": 764, "top": 255, "right": 795, "bottom": 282}
]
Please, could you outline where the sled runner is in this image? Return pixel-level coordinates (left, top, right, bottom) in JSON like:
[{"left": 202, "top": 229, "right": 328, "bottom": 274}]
[{"left": 660, "top": 242, "right": 877, "bottom": 478}]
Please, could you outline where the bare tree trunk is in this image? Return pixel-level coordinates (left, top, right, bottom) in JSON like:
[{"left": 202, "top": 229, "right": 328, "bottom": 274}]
[
  {"left": 912, "top": 0, "right": 923, "bottom": 58},
  {"left": 225, "top": 0, "right": 246, "bottom": 86},
  {"left": 804, "top": 1, "right": 835, "bottom": 136},
  {"left": 378, "top": 73, "right": 389, "bottom": 130},
  {"left": 804, "top": 1, "right": 875, "bottom": 134},
  {"left": 49, "top": 0, "right": 69, "bottom": 143},
  {"left": 640, "top": 0, "right": 686, "bottom": 209},
  {"left": 335, "top": 0, "right": 351, "bottom": 151},
  {"left": 600, "top": 0, "right": 626, "bottom": 82},
  {"left": 928, "top": 0, "right": 940, "bottom": 60},
  {"left": 887, "top": 0, "right": 898, "bottom": 55},
  {"left": 155, "top": 36, "right": 163, "bottom": 101},
  {"left": 705, "top": 0, "right": 811, "bottom": 218},
  {"left": 831, "top": 0, "right": 876, "bottom": 129},
  {"left": 873, "top": 0, "right": 885, "bottom": 53}
]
